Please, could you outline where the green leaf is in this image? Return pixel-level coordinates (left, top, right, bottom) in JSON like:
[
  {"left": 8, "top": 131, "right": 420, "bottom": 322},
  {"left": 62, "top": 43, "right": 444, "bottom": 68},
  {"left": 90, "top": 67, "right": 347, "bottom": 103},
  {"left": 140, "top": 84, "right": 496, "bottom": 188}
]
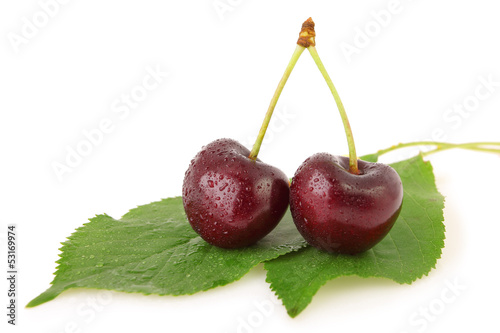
[
  {"left": 264, "top": 155, "right": 445, "bottom": 317},
  {"left": 359, "top": 153, "right": 379, "bottom": 162},
  {"left": 27, "top": 197, "right": 307, "bottom": 308}
]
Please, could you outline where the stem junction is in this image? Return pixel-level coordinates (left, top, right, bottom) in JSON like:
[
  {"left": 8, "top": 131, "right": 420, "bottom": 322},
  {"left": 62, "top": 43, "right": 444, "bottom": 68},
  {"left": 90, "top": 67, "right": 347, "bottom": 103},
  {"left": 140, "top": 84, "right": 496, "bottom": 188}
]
[{"left": 300, "top": 18, "right": 360, "bottom": 174}]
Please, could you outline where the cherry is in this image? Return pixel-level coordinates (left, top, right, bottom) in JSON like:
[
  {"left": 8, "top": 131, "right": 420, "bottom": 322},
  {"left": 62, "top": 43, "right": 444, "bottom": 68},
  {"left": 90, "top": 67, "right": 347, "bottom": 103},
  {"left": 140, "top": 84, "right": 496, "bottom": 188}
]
[
  {"left": 290, "top": 154, "right": 403, "bottom": 254},
  {"left": 182, "top": 139, "right": 290, "bottom": 248},
  {"left": 289, "top": 18, "right": 403, "bottom": 254},
  {"left": 182, "top": 23, "right": 308, "bottom": 248}
]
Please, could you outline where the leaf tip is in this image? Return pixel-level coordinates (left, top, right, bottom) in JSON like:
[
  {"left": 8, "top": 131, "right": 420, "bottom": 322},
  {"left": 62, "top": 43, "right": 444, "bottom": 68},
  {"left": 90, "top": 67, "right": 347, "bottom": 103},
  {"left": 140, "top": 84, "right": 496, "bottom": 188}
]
[
  {"left": 25, "top": 286, "right": 65, "bottom": 309},
  {"left": 287, "top": 307, "right": 300, "bottom": 318}
]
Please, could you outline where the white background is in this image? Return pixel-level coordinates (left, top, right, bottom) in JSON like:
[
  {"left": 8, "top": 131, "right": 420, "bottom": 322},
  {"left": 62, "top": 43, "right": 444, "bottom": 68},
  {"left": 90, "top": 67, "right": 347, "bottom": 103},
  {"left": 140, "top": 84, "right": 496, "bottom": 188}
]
[{"left": 1, "top": 1, "right": 500, "bottom": 332}]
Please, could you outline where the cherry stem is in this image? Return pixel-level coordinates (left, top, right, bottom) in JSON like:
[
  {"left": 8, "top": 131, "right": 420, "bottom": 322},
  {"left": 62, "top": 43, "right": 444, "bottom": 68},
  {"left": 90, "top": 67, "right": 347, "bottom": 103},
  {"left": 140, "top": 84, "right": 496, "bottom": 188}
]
[
  {"left": 249, "top": 44, "right": 305, "bottom": 160},
  {"left": 308, "top": 46, "right": 359, "bottom": 174},
  {"left": 373, "top": 141, "right": 500, "bottom": 159}
]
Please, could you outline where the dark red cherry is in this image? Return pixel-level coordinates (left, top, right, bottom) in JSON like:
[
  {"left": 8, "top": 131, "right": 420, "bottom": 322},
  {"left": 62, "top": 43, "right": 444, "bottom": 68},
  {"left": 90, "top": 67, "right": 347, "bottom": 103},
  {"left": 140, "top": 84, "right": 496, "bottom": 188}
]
[
  {"left": 290, "top": 153, "right": 403, "bottom": 254},
  {"left": 182, "top": 138, "right": 290, "bottom": 248}
]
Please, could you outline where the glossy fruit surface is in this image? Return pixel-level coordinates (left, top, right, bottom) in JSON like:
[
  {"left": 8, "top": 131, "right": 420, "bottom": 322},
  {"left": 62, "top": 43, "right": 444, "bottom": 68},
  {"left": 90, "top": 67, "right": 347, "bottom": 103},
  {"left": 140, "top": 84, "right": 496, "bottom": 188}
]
[
  {"left": 290, "top": 153, "right": 403, "bottom": 254},
  {"left": 182, "top": 138, "right": 290, "bottom": 248}
]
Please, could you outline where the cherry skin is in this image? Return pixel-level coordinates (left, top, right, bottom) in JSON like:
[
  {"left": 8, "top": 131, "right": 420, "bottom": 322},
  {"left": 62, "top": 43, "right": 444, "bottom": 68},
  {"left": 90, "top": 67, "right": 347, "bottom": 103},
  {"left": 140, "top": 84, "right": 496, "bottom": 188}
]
[
  {"left": 289, "top": 153, "right": 403, "bottom": 254},
  {"left": 182, "top": 138, "right": 290, "bottom": 248}
]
